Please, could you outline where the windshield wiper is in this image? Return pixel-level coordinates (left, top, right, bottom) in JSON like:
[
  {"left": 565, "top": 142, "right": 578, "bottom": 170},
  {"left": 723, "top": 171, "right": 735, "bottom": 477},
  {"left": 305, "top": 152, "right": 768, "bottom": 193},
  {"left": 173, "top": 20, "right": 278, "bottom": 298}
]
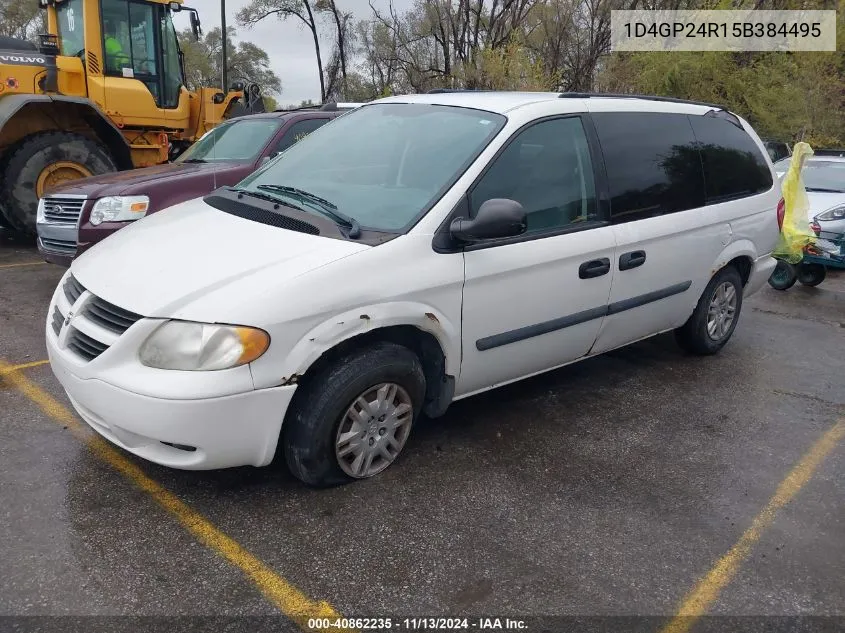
[
  {"left": 256, "top": 184, "right": 361, "bottom": 238},
  {"left": 233, "top": 187, "right": 306, "bottom": 212},
  {"left": 805, "top": 187, "right": 845, "bottom": 193}
]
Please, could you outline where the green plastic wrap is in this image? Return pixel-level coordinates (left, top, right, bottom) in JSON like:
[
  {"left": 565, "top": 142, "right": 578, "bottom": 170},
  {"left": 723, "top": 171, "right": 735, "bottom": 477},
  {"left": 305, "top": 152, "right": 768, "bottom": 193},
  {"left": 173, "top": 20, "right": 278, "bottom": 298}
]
[{"left": 773, "top": 142, "right": 816, "bottom": 264}]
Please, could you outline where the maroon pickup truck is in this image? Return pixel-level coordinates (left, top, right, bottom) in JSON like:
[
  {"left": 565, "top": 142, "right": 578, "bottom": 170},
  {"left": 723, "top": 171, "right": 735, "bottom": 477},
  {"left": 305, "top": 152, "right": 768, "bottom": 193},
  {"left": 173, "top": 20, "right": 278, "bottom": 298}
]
[{"left": 36, "top": 104, "right": 358, "bottom": 266}]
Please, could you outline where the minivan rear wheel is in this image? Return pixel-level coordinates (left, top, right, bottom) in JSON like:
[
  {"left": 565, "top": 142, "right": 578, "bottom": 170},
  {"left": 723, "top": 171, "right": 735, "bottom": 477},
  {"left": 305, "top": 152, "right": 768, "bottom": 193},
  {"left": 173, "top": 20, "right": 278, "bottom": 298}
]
[
  {"left": 675, "top": 266, "right": 744, "bottom": 356},
  {"left": 282, "top": 341, "right": 426, "bottom": 487}
]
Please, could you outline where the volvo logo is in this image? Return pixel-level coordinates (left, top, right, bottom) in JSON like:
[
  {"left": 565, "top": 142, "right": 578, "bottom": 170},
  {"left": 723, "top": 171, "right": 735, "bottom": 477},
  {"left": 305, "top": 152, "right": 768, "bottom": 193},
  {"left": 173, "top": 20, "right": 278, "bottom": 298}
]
[{"left": 64, "top": 310, "right": 74, "bottom": 327}]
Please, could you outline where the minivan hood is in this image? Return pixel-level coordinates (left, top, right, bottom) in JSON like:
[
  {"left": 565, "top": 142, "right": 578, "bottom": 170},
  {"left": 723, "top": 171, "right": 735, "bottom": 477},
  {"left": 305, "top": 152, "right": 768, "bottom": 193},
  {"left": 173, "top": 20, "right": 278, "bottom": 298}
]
[
  {"left": 50, "top": 161, "right": 243, "bottom": 198},
  {"left": 71, "top": 198, "right": 369, "bottom": 318}
]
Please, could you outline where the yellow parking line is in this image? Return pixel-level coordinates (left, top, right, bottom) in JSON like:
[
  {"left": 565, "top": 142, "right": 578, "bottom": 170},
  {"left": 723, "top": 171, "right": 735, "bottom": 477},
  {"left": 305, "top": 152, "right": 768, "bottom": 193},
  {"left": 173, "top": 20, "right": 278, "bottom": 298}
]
[
  {"left": 0, "top": 261, "right": 47, "bottom": 270},
  {"left": 0, "top": 360, "right": 346, "bottom": 630},
  {"left": 661, "top": 418, "right": 845, "bottom": 633},
  {"left": 0, "top": 359, "right": 50, "bottom": 374}
]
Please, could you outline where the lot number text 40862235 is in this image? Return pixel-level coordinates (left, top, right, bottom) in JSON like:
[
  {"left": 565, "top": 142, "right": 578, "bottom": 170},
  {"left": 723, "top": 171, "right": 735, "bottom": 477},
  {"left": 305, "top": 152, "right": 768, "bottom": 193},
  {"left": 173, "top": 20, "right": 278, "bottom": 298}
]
[{"left": 307, "top": 617, "right": 528, "bottom": 630}]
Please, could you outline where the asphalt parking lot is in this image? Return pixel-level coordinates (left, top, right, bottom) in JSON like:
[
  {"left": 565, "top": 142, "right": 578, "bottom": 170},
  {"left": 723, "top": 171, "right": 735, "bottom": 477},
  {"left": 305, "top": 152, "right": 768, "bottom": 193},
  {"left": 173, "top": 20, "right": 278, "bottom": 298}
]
[{"left": 2, "top": 228, "right": 843, "bottom": 632}]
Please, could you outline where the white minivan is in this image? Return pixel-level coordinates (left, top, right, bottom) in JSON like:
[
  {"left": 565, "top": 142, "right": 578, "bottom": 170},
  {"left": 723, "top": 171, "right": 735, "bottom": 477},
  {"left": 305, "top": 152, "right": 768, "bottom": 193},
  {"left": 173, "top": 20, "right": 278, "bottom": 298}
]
[{"left": 46, "top": 92, "right": 781, "bottom": 486}]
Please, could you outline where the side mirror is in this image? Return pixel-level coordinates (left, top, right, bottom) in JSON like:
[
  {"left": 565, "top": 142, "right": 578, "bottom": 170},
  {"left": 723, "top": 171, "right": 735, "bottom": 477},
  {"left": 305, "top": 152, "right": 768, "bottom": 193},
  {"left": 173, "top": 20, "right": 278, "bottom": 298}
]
[
  {"left": 189, "top": 11, "right": 201, "bottom": 40},
  {"left": 450, "top": 198, "right": 526, "bottom": 242},
  {"left": 261, "top": 152, "right": 279, "bottom": 165}
]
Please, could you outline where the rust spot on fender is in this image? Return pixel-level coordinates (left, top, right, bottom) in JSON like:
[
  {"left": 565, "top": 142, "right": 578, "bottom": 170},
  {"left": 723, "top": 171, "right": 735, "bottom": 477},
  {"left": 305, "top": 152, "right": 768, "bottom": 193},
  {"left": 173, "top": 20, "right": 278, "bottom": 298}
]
[
  {"left": 280, "top": 374, "right": 300, "bottom": 386},
  {"left": 360, "top": 314, "right": 370, "bottom": 320},
  {"left": 425, "top": 312, "right": 440, "bottom": 324}
]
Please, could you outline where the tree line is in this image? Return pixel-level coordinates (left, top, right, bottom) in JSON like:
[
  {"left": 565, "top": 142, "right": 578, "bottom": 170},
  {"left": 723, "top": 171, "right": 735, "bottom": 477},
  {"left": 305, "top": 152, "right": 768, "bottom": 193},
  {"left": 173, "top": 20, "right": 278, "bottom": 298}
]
[
  {"left": 235, "top": 0, "right": 844, "bottom": 145},
  {"left": 1, "top": 0, "right": 841, "bottom": 144}
]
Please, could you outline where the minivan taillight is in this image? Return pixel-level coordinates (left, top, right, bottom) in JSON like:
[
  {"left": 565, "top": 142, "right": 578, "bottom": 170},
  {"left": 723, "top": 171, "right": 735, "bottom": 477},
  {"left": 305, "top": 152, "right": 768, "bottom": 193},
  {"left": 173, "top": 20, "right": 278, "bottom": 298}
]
[{"left": 776, "top": 198, "right": 785, "bottom": 231}]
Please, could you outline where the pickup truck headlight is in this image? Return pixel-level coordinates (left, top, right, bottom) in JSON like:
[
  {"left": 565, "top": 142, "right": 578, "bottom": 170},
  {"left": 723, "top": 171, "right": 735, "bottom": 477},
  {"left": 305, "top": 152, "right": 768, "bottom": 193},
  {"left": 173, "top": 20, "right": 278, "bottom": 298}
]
[
  {"left": 36, "top": 198, "right": 46, "bottom": 223},
  {"left": 139, "top": 321, "right": 270, "bottom": 371},
  {"left": 815, "top": 205, "right": 845, "bottom": 221},
  {"left": 90, "top": 196, "right": 150, "bottom": 226}
]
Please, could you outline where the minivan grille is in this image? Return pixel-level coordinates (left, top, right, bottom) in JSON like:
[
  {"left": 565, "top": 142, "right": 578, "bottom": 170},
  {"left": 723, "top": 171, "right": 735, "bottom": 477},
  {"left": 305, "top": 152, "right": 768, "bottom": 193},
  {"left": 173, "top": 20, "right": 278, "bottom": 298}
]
[
  {"left": 67, "top": 330, "right": 109, "bottom": 361},
  {"left": 51, "top": 307, "right": 63, "bottom": 336},
  {"left": 63, "top": 274, "right": 85, "bottom": 304},
  {"left": 42, "top": 196, "right": 86, "bottom": 224},
  {"left": 84, "top": 296, "right": 142, "bottom": 334},
  {"left": 53, "top": 274, "right": 144, "bottom": 363}
]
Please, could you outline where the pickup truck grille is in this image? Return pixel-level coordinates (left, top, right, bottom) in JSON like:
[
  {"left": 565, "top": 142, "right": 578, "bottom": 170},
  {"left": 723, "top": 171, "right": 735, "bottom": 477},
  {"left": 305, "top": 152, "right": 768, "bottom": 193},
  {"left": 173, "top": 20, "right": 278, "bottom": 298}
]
[
  {"left": 53, "top": 274, "right": 143, "bottom": 362},
  {"left": 42, "top": 196, "right": 86, "bottom": 224},
  {"left": 40, "top": 237, "right": 77, "bottom": 255}
]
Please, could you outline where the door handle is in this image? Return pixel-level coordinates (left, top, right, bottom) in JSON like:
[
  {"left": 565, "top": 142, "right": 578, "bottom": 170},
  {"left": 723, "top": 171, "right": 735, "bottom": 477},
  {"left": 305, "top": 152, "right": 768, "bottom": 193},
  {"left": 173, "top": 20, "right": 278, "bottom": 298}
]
[
  {"left": 619, "top": 250, "right": 647, "bottom": 271},
  {"left": 579, "top": 258, "right": 611, "bottom": 279}
]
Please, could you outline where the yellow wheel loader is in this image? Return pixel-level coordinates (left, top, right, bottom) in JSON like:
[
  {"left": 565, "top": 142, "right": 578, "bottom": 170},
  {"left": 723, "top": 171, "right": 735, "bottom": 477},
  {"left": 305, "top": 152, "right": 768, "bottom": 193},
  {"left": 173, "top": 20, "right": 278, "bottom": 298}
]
[{"left": 0, "top": 0, "right": 265, "bottom": 234}]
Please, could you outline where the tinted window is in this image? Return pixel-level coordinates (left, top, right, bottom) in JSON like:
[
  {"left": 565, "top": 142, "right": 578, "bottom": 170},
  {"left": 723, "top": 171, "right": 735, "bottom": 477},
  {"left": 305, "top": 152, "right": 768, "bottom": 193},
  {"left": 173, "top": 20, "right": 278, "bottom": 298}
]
[
  {"left": 689, "top": 114, "right": 773, "bottom": 203},
  {"left": 274, "top": 118, "right": 330, "bottom": 153},
  {"left": 592, "top": 112, "right": 704, "bottom": 223},
  {"left": 471, "top": 117, "right": 598, "bottom": 233},
  {"left": 176, "top": 119, "right": 282, "bottom": 162}
]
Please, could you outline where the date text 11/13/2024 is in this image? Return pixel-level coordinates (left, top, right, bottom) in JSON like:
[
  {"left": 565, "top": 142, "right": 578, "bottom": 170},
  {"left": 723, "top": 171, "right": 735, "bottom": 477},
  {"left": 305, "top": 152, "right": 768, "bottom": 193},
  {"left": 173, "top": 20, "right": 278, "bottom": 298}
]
[{"left": 307, "top": 618, "right": 528, "bottom": 630}]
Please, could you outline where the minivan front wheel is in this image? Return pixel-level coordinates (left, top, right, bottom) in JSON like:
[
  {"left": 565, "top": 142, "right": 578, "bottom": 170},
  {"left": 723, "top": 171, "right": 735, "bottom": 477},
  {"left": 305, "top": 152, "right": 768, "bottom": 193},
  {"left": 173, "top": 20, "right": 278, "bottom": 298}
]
[
  {"left": 675, "top": 267, "right": 744, "bottom": 355},
  {"left": 282, "top": 342, "right": 426, "bottom": 487}
]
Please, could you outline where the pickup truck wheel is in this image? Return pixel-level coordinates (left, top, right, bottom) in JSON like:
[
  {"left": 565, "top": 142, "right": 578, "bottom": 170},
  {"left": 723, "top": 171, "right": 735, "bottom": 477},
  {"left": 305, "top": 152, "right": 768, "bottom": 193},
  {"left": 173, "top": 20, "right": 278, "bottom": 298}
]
[
  {"left": 0, "top": 131, "right": 116, "bottom": 235},
  {"left": 282, "top": 342, "right": 426, "bottom": 487},
  {"left": 675, "top": 266, "right": 744, "bottom": 356}
]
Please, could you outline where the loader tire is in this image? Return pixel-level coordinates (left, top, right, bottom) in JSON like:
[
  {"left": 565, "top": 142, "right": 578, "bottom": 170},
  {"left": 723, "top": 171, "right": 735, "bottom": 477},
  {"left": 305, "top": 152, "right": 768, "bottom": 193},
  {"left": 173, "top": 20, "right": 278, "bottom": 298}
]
[{"left": 0, "top": 132, "right": 117, "bottom": 235}]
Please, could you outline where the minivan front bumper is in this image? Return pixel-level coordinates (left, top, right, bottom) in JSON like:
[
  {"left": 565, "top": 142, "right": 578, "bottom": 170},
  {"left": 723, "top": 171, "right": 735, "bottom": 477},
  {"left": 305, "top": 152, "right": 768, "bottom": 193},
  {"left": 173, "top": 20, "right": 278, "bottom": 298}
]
[{"left": 45, "top": 274, "right": 296, "bottom": 470}]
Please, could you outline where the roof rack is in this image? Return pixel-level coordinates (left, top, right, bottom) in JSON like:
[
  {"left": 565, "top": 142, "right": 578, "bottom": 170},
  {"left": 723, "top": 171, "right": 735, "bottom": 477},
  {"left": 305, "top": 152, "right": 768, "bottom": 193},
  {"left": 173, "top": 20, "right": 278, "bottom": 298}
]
[
  {"left": 558, "top": 92, "right": 724, "bottom": 110},
  {"left": 319, "top": 101, "right": 366, "bottom": 111},
  {"left": 427, "top": 89, "right": 495, "bottom": 94}
]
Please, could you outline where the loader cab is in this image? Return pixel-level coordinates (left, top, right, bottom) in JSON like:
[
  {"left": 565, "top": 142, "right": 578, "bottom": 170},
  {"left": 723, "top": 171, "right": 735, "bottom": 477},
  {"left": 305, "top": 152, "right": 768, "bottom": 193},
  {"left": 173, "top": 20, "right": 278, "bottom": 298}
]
[{"left": 50, "top": 0, "right": 193, "bottom": 144}]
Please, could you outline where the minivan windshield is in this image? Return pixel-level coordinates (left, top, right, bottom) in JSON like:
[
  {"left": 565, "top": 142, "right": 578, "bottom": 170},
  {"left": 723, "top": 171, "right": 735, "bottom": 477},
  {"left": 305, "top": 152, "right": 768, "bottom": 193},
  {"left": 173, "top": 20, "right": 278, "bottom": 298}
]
[
  {"left": 176, "top": 118, "right": 282, "bottom": 163},
  {"left": 236, "top": 103, "right": 506, "bottom": 231}
]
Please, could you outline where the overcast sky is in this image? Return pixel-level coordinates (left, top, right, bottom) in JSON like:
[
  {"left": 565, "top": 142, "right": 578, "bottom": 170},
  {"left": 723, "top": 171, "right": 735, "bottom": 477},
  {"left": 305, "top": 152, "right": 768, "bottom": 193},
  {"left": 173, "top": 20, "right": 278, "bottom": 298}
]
[{"left": 174, "top": 0, "right": 411, "bottom": 106}]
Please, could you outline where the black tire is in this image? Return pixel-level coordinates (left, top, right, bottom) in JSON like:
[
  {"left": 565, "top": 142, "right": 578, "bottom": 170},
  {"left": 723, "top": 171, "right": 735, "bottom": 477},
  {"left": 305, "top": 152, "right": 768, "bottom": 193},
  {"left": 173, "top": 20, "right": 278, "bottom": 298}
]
[
  {"left": 282, "top": 342, "right": 426, "bottom": 487},
  {"left": 768, "top": 260, "right": 797, "bottom": 291},
  {"left": 675, "top": 266, "right": 744, "bottom": 356},
  {"left": 797, "top": 263, "right": 826, "bottom": 287},
  {"left": 0, "top": 131, "right": 117, "bottom": 235}
]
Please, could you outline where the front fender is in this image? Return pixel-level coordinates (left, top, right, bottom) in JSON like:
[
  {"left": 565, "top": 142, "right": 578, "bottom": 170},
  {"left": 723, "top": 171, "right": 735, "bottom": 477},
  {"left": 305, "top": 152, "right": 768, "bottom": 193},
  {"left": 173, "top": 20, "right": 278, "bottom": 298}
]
[{"left": 264, "top": 301, "right": 460, "bottom": 388}]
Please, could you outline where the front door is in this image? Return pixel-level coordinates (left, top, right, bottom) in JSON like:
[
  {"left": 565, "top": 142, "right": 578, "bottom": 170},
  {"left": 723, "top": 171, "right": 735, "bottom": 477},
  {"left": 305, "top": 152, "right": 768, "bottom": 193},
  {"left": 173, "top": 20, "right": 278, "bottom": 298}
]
[
  {"left": 458, "top": 116, "right": 617, "bottom": 396},
  {"left": 100, "top": 0, "right": 183, "bottom": 127}
]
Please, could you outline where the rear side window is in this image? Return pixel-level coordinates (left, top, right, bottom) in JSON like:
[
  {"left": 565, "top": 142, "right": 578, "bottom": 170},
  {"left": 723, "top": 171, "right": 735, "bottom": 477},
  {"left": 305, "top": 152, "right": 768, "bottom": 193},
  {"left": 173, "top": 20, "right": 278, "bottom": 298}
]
[
  {"left": 688, "top": 114, "right": 773, "bottom": 203},
  {"left": 592, "top": 112, "right": 705, "bottom": 223}
]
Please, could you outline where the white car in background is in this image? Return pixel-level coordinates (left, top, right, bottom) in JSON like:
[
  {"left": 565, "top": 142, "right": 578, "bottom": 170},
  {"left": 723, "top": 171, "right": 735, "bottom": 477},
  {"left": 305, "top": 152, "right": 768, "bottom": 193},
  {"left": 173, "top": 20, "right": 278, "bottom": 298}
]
[{"left": 774, "top": 155, "right": 845, "bottom": 235}]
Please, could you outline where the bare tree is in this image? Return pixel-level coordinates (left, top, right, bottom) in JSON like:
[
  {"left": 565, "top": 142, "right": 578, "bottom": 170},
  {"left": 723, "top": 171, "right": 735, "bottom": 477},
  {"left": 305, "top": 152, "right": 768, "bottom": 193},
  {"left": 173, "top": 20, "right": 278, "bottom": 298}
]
[{"left": 238, "top": 0, "right": 326, "bottom": 101}]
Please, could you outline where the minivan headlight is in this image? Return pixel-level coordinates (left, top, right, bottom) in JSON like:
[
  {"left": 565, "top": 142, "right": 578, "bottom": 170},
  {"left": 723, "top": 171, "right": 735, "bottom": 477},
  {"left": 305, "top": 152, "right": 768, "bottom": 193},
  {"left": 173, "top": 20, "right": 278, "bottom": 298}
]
[
  {"left": 815, "top": 205, "right": 845, "bottom": 221},
  {"left": 139, "top": 321, "right": 270, "bottom": 371},
  {"left": 90, "top": 196, "right": 150, "bottom": 226}
]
